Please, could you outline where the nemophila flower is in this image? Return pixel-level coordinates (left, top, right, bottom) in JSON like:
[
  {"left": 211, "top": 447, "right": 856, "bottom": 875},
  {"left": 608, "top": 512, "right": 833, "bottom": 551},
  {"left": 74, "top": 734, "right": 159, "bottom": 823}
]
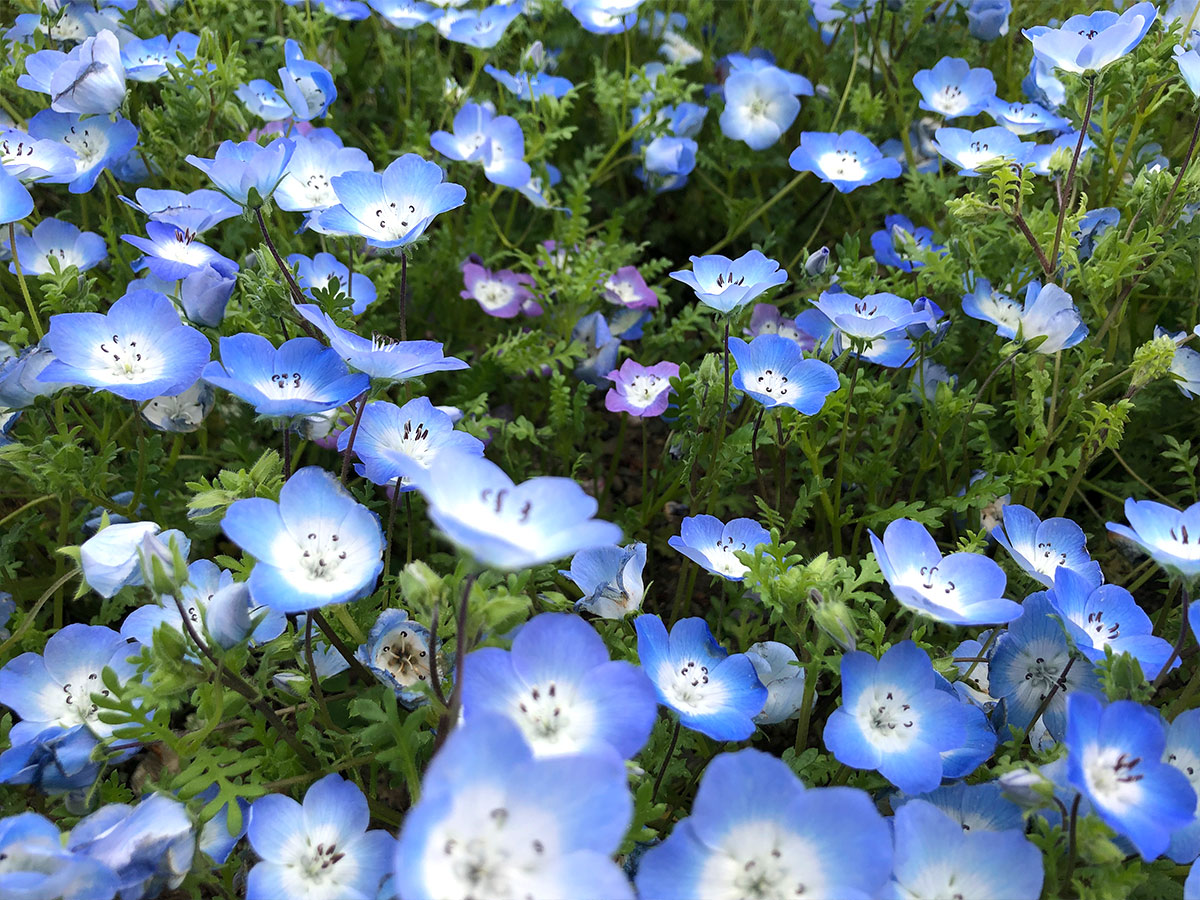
[
  {"left": 669, "top": 250, "right": 787, "bottom": 314},
  {"left": 811, "top": 290, "right": 925, "bottom": 342},
  {"left": 729, "top": 334, "right": 839, "bottom": 413},
  {"left": 121, "top": 31, "right": 201, "bottom": 82},
  {"left": 669, "top": 514, "right": 770, "bottom": 582},
  {"left": 719, "top": 67, "right": 801, "bottom": 150},
  {"left": 886, "top": 798, "right": 1044, "bottom": 900},
  {"left": 564, "top": 0, "right": 641, "bottom": 34},
  {"left": 1165, "top": 710, "right": 1200, "bottom": 862},
  {"left": 0, "top": 126, "right": 79, "bottom": 184},
  {"left": 572, "top": 311, "right": 622, "bottom": 386},
  {"left": 933, "top": 125, "right": 1030, "bottom": 175},
  {"left": 39, "top": 290, "right": 210, "bottom": 402},
  {"left": 986, "top": 98, "right": 1070, "bottom": 135},
  {"left": 0, "top": 623, "right": 140, "bottom": 746},
  {"left": 436, "top": 104, "right": 532, "bottom": 188},
  {"left": 441, "top": 1, "right": 522, "bottom": 48},
  {"left": 460, "top": 261, "right": 537, "bottom": 318},
  {"left": 1156, "top": 325, "right": 1200, "bottom": 398},
  {"left": 745, "top": 641, "right": 806, "bottom": 724},
  {"left": 79, "top": 521, "right": 167, "bottom": 598},
  {"left": 132, "top": 259, "right": 239, "bottom": 329},
  {"left": 1074, "top": 207, "right": 1120, "bottom": 262},
  {"left": 1066, "top": 693, "right": 1195, "bottom": 859},
  {"left": 871, "top": 214, "right": 945, "bottom": 271},
  {"left": 236, "top": 79, "right": 292, "bottom": 120},
  {"left": 370, "top": 0, "right": 439, "bottom": 29},
  {"left": 638, "top": 135, "right": 697, "bottom": 193},
  {"left": 936, "top": 674, "right": 997, "bottom": 778},
  {"left": 121, "top": 220, "right": 227, "bottom": 282},
  {"left": 223, "top": 466, "right": 383, "bottom": 613},
  {"left": 355, "top": 608, "right": 438, "bottom": 706},
  {"left": 787, "top": 131, "right": 901, "bottom": 192},
  {"left": 288, "top": 251, "right": 377, "bottom": 315},
  {"left": 1023, "top": 54, "right": 1067, "bottom": 110},
  {"left": 897, "top": 781, "right": 1024, "bottom": 833},
  {"left": 605, "top": 359, "right": 679, "bottom": 417},
  {"left": 1108, "top": 499, "right": 1200, "bottom": 579},
  {"left": 1177, "top": 44, "right": 1200, "bottom": 96},
  {"left": 6, "top": 217, "right": 105, "bottom": 275},
  {"left": 635, "top": 615, "right": 767, "bottom": 740},
  {"left": 722, "top": 55, "right": 814, "bottom": 99},
  {"left": 296, "top": 304, "right": 469, "bottom": 383},
  {"left": 636, "top": 749, "right": 891, "bottom": 900},
  {"left": 275, "top": 638, "right": 351, "bottom": 694},
  {"left": 275, "top": 135, "right": 373, "bottom": 215},
  {"left": 202, "top": 333, "right": 368, "bottom": 418},
  {"left": 185, "top": 138, "right": 296, "bottom": 209},
  {"left": 1027, "top": 129, "right": 1095, "bottom": 176},
  {"left": 246, "top": 773, "right": 392, "bottom": 900},
  {"left": 0, "top": 170, "right": 32, "bottom": 225},
  {"left": 870, "top": 518, "right": 1020, "bottom": 625},
  {"left": 0, "top": 812, "right": 119, "bottom": 899},
  {"left": 342, "top": 396, "right": 484, "bottom": 488},
  {"left": 913, "top": 56, "right": 997, "bottom": 119},
  {"left": 484, "top": 64, "right": 573, "bottom": 100},
  {"left": 962, "top": 276, "right": 1021, "bottom": 338},
  {"left": 1024, "top": 3, "right": 1158, "bottom": 75},
  {"left": 121, "top": 187, "right": 240, "bottom": 233},
  {"left": 515, "top": 161, "right": 563, "bottom": 209},
  {"left": 0, "top": 723, "right": 103, "bottom": 795},
  {"left": 604, "top": 265, "right": 658, "bottom": 310},
  {"left": 279, "top": 39, "right": 336, "bottom": 120},
  {"left": 1011, "top": 281, "right": 1087, "bottom": 352},
  {"left": 27, "top": 30, "right": 127, "bottom": 114},
  {"left": 282, "top": 0, "right": 370, "bottom": 18},
  {"left": 411, "top": 451, "right": 621, "bottom": 569},
  {"left": 991, "top": 503, "right": 1104, "bottom": 589},
  {"left": 823, "top": 640, "right": 967, "bottom": 793},
  {"left": 318, "top": 153, "right": 466, "bottom": 247},
  {"left": 563, "top": 542, "right": 647, "bottom": 618},
  {"left": 462, "top": 612, "right": 658, "bottom": 758},
  {"left": 966, "top": 0, "right": 1012, "bottom": 41},
  {"left": 395, "top": 713, "right": 635, "bottom": 900},
  {"left": 1050, "top": 567, "right": 1177, "bottom": 677},
  {"left": 747, "top": 304, "right": 833, "bottom": 351}
]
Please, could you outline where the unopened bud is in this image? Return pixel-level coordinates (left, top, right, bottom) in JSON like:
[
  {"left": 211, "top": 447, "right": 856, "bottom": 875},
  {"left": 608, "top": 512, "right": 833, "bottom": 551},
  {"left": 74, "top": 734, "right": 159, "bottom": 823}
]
[
  {"left": 809, "top": 587, "right": 857, "bottom": 651},
  {"left": 804, "top": 247, "right": 830, "bottom": 277}
]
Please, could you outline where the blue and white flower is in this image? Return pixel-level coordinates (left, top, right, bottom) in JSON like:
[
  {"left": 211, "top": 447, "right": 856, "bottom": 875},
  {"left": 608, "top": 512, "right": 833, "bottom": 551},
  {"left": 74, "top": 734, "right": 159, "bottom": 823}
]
[
  {"left": 668, "top": 514, "right": 770, "bottom": 582},
  {"left": 729, "top": 334, "right": 839, "bottom": 413},
  {"left": 912, "top": 56, "right": 997, "bottom": 119},
  {"left": 563, "top": 542, "right": 647, "bottom": 619},
  {"left": 991, "top": 503, "right": 1104, "bottom": 589},
  {"left": 342, "top": 396, "right": 484, "bottom": 488}
]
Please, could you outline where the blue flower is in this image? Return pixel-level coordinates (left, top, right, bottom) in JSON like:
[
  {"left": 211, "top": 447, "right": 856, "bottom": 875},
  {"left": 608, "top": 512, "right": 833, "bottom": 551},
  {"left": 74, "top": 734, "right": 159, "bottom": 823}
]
[
  {"left": 811, "top": 289, "right": 925, "bottom": 342},
  {"left": 202, "top": 333, "right": 368, "bottom": 418},
  {"left": 1165, "top": 709, "right": 1200, "bottom": 863},
  {"left": 222, "top": 466, "right": 384, "bottom": 613},
  {"left": 410, "top": 452, "right": 622, "bottom": 569},
  {"left": 896, "top": 781, "right": 1024, "bottom": 832},
  {"left": 933, "top": 125, "right": 1030, "bottom": 175},
  {"left": 669, "top": 514, "right": 770, "bottom": 582},
  {"left": 0, "top": 724, "right": 102, "bottom": 795},
  {"left": 988, "top": 592, "right": 1102, "bottom": 741},
  {"left": 288, "top": 251, "right": 376, "bottom": 315},
  {"left": 935, "top": 672, "right": 997, "bottom": 778},
  {"left": 835, "top": 328, "right": 917, "bottom": 367},
  {"left": 564, "top": 0, "right": 641, "bottom": 34},
  {"left": 6, "top": 217, "right": 106, "bottom": 275},
  {"left": 1066, "top": 693, "right": 1195, "bottom": 859},
  {"left": 1177, "top": 44, "right": 1200, "bottom": 96},
  {"left": 79, "top": 521, "right": 186, "bottom": 598},
  {"left": 1008, "top": 280, "right": 1088, "bottom": 353},
  {"left": 431, "top": 103, "right": 532, "bottom": 188},
  {"left": 1027, "top": 129, "right": 1095, "bottom": 176},
  {"left": 133, "top": 259, "right": 239, "bottom": 329},
  {"left": 637, "top": 135, "right": 697, "bottom": 193},
  {"left": 370, "top": 0, "right": 439, "bottom": 29},
  {"left": 235, "top": 79, "right": 292, "bottom": 120},
  {"left": 787, "top": 131, "right": 901, "bottom": 192},
  {"left": 39, "top": 290, "right": 210, "bottom": 402},
  {"left": 986, "top": 98, "right": 1070, "bottom": 135},
  {"left": 121, "top": 219, "right": 229, "bottom": 282},
  {"left": 1074, "top": 207, "right": 1120, "bottom": 262},
  {"left": 991, "top": 503, "right": 1104, "bottom": 589},
  {"left": 823, "top": 640, "right": 969, "bottom": 794},
  {"left": 430, "top": 102, "right": 502, "bottom": 164},
  {"left": 1157, "top": 325, "right": 1200, "bottom": 398},
  {"left": 719, "top": 66, "right": 801, "bottom": 150},
  {"left": 636, "top": 749, "right": 892, "bottom": 899},
  {"left": 30, "top": 30, "right": 127, "bottom": 115},
  {"left": 669, "top": 250, "right": 787, "bottom": 314},
  {"left": 0, "top": 338, "right": 65, "bottom": 407},
  {"left": 1024, "top": 54, "right": 1067, "bottom": 109},
  {"left": 635, "top": 614, "right": 767, "bottom": 740},
  {"left": 912, "top": 56, "right": 997, "bottom": 119},
  {"left": 0, "top": 812, "right": 119, "bottom": 900},
  {"left": 962, "top": 276, "right": 1022, "bottom": 338},
  {"left": 443, "top": 1, "right": 523, "bottom": 47},
  {"left": 563, "top": 542, "right": 647, "bottom": 618},
  {"left": 317, "top": 153, "right": 465, "bottom": 247},
  {"left": 1024, "top": 3, "right": 1158, "bottom": 75},
  {"left": 1108, "top": 499, "right": 1200, "bottom": 579},
  {"left": 0, "top": 623, "right": 140, "bottom": 748},
  {"left": 729, "top": 334, "right": 839, "bottom": 413},
  {"left": 0, "top": 169, "right": 33, "bottom": 225},
  {"left": 279, "top": 39, "right": 337, "bottom": 120},
  {"left": 296, "top": 304, "right": 468, "bottom": 383},
  {"left": 484, "top": 63, "right": 573, "bottom": 100},
  {"left": 121, "top": 31, "right": 202, "bottom": 82},
  {"left": 747, "top": 303, "right": 833, "bottom": 351},
  {"left": 246, "top": 773, "right": 393, "bottom": 900},
  {"left": 395, "top": 713, "right": 635, "bottom": 899},
  {"left": 870, "top": 214, "right": 946, "bottom": 271},
  {"left": 120, "top": 187, "right": 240, "bottom": 232},
  {"left": 355, "top": 608, "right": 438, "bottom": 706},
  {"left": 463, "top": 612, "right": 658, "bottom": 758},
  {"left": 185, "top": 138, "right": 296, "bottom": 209},
  {"left": 572, "top": 311, "right": 622, "bottom": 386},
  {"left": 342, "top": 396, "right": 484, "bottom": 487},
  {"left": 966, "top": 0, "right": 1012, "bottom": 41},
  {"left": 745, "top": 641, "right": 807, "bottom": 724},
  {"left": 870, "top": 518, "right": 1020, "bottom": 625},
  {"left": 887, "top": 798, "right": 1044, "bottom": 899},
  {"left": 275, "top": 134, "right": 373, "bottom": 215}
]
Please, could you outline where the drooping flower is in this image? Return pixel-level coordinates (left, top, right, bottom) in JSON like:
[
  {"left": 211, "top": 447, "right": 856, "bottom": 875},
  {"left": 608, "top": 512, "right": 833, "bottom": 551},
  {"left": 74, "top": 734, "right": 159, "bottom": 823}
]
[
  {"left": 912, "top": 56, "right": 997, "bottom": 119},
  {"left": 31, "top": 30, "right": 127, "bottom": 115},
  {"left": 933, "top": 125, "right": 1030, "bottom": 175},
  {"left": 870, "top": 214, "right": 946, "bottom": 272},
  {"left": 355, "top": 608, "right": 438, "bottom": 706},
  {"left": 966, "top": 0, "right": 1012, "bottom": 41},
  {"left": 410, "top": 451, "right": 622, "bottom": 569},
  {"left": 669, "top": 514, "right": 770, "bottom": 582},
  {"left": 745, "top": 641, "right": 807, "bottom": 725},
  {"left": 1024, "top": 3, "right": 1158, "bottom": 75},
  {"left": 636, "top": 749, "right": 892, "bottom": 900},
  {"left": 729, "top": 334, "right": 839, "bottom": 413},
  {"left": 0, "top": 723, "right": 103, "bottom": 796},
  {"left": 887, "top": 798, "right": 1044, "bottom": 900},
  {"left": 823, "top": 640, "right": 969, "bottom": 794},
  {"left": 6, "top": 217, "right": 106, "bottom": 275},
  {"left": 635, "top": 615, "right": 767, "bottom": 740},
  {"left": 870, "top": 519, "right": 1021, "bottom": 625},
  {"left": 787, "top": 131, "right": 902, "bottom": 192},
  {"left": 604, "top": 359, "right": 679, "bottom": 417},
  {"left": 563, "top": 542, "right": 647, "bottom": 618},
  {"left": 638, "top": 135, "right": 698, "bottom": 193},
  {"left": 288, "top": 251, "right": 377, "bottom": 315},
  {"left": 1107, "top": 498, "right": 1200, "bottom": 579},
  {"left": 991, "top": 503, "right": 1104, "bottom": 589},
  {"left": 342, "top": 396, "right": 484, "bottom": 488},
  {"left": 185, "top": 138, "right": 296, "bottom": 209},
  {"left": 279, "top": 38, "right": 337, "bottom": 120},
  {"left": 460, "top": 261, "right": 537, "bottom": 317},
  {"left": 221, "top": 466, "right": 385, "bottom": 613},
  {"left": 1066, "top": 693, "right": 1195, "bottom": 860},
  {"left": 395, "top": 713, "right": 636, "bottom": 900},
  {"left": 668, "top": 250, "right": 787, "bottom": 314},
  {"left": 572, "top": 311, "right": 622, "bottom": 386},
  {"left": 246, "top": 774, "right": 393, "bottom": 900}
]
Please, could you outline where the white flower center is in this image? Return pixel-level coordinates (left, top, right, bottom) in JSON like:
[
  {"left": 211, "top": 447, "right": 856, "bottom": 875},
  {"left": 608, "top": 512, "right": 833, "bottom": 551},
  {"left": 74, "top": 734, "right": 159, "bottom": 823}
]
[
  {"left": 296, "top": 529, "right": 349, "bottom": 581},
  {"left": 626, "top": 374, "right": 670, "bottom": 408},
  {"left": 98, "top": 332, "right": 148, "bottom": 380},
  {"left": 156, "top": 228, "right": 209, "bottom": 265},
  {"left": 605, "top": 277, "right": 638, "bottom": 306},
  {"left": 979, "top": 292, "right": 1022, "bottom": 332},
  {"left": 1167, "top": 748, "right": 1200, "bottom": 815},
  {"left": 1083, "top": 745, "right": 1145, "bottom": 814},
  {"left": 1031, "top": 540, "right": 1069, "bottom": 578},
  {"left": 935, "top": 84, "right": 968, "bottom": 115},
  {"left": 856, "top": 685, "right": 919, "bottom": 750},
  {"left": 58, "top": 670, "right": 109, "bottom": 727},
  {"left": 299, "top": 839, "right": 347, "bottom": 883},
  {"left": 371, "top": 201, "right": 420, "bottom": 240},
  {"left": 959, "top": 139, "right": 1002, "bottom": 170},
  {"left": 818, "top": 150, "right": 865, "bottom": 181},
  {"left": 1155, "top": 522, "right": 1200, "bottom": 560},
  {"left": 751, "top": 367, "right": 792, "bottom": 400},
  {"left": 373, "top": 626, "right": 431, "bottom": 688},
  {"left": 61, "top": 126, "right": 106, "bottom": 168},
  {"left": 699, "top": 821, "right": 826, "bottom": 900},
  {"left": 474, "top": 279, "right": 516, "bottom": 311},
  {"left": 665, "top": 657, "right": 714, "bottom": 711},
  {"left": 707, "top": 535, "right": 751, "bottom": 578}
]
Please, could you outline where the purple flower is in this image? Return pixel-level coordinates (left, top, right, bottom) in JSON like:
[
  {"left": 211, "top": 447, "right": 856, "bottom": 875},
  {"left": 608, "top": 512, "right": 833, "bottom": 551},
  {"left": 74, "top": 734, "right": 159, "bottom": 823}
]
[
  {"left": 604, "top": 359, "right": 679, "bottom": 417},
  {"left": 460, "top": 261, "right": 538, "bottom": 318},
  {"left": 603, "top": 266, "right": 658, "bottom": 309}
]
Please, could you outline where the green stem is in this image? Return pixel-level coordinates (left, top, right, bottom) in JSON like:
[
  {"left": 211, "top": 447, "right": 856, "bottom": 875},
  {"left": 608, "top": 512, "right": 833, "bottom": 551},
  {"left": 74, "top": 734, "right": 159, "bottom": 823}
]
[
  {"left": 10, "top": 222, "right": 43, "bottom": 339},
  {"left": 1050, "top": 76, "right": 1097, "bottom": 279},
  {"left": 651, "top": 718, "right": 681, "bottom": 803}
]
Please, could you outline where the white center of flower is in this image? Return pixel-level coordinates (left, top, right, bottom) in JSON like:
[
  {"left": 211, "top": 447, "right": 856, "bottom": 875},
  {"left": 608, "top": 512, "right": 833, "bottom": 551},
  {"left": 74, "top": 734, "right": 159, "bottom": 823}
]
[
  {"left": 752, "top": 367, "right": 791, "bottom": 401},
  {"left": 1156, "top": 522, "right": 1200, "bottom": 560},
  {"left": 1167, "top": 747, "right": 1200, "bottom": 815},
  {"left": 58, "top": 670, "right": 109, "bottom": 727},
  {"left": 699, "top": 820, "right": 827, "bottom": 900},
  {"left": 818, "top": 150, "right": 865, "bottom": 181},
  {"left": 708, "top": 270, "right": 746, "bottom": 294},
  {"left": 302, "top": 171, "right": 335, "bottom": 207},
  {"left": 1030, "top": 539, "right": 1069, "bottom": 578},
  {"left": 373, "top": 625, "right": 431, "bottom": 688},
  {"left": 371, "top": 200, "right": 420, "bottom": 240},
  {"left": 856, "top": 684, "right": 919, "bottom": 750},
  {"left": 474, "top": 278, "right": 516, "bottom": 311},
  {"left": 296, "top": 529, "right": 349, "bottom": 581},
  {"left": 1083, "top": 744, "right": 1145, "bottom": 814},
  {"left": 61, "top": 125, "right": 106, "bottom": 169},
  {"left": 299, "top": 838, "right": 346, "bottom": 884},
  {"left": 98, "top": 332, "right": 148, "bottom": 380},
  {"left": 605, "top": 277, "right": 638, "bottom": 306},
  {"left": 156, "top": 228, "right": 209, "bottom": 264},
  {"left": 707, "top": 535, "right": 751, "bottom": 578},
  {"left": 665, "top": 657, "right": 714, "bottom": 711},
  {"left": 979, "top": 292, "right": 1022, "bottom": 332},
  {"left": 959, "top": 139, "right": 1001, "bottom": 170},
  {"left": 1018, "top": 645, "right": 1065, "bottom": 704},
  {"left": 935, "top": 84, "right": 968, "bottom": 115},
  {"left": 626, "top": 374, "right": 670, "bottom": 408},
  {"left": 745, "top": 91, "right": 772, "bottom": 119},
  {"left": 895, "top": 562, "right": 965, "bottom": 612},
  {"left": 509, "top": 680, "right": 594, "bottom": 755}
]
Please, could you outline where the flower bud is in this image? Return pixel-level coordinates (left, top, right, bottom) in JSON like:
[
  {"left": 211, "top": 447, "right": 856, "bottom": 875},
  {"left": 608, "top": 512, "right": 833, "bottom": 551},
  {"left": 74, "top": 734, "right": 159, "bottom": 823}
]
[
  {"left": 809, "top": 587, "right": 857, "bottom": 651},
  {"left": 804, "top": 247, "right": 830, "bottom": 277}
]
